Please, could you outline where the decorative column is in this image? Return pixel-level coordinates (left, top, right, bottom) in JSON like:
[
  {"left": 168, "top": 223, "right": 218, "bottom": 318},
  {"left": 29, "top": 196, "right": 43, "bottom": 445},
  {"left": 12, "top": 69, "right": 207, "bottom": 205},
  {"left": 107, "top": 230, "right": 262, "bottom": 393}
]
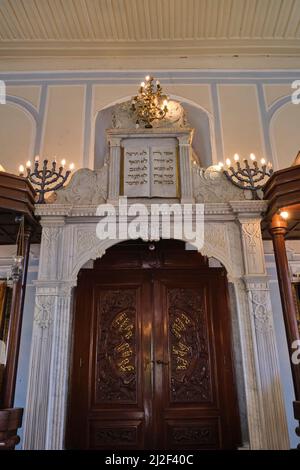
[
  {"left": 269, "top": 214, "right": 300, "bottom": 445},
  {"left": 177, "top": 134, "right": 194, "bottom": 204},
  {"left": 230, "top": 277, "right": 266, "bottom": 449},
  {"left": 231, "top": 202, "right": 290, "bottom": 449},
  {"left": 107, "top": 136, "right": 122, "bottom": 203},
  {"left": 23, "top": 216, "right": 74, "bottom": 450}
]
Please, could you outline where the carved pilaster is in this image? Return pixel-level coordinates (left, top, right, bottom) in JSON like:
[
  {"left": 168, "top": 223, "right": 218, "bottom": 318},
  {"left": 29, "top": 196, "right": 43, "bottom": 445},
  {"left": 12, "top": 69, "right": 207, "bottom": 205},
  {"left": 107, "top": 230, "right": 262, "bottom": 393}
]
[
  {"left": 244, "top": 277, "right": 290, "bottom": 449},
  {"left": 23, "top": 283, "right": 74, "bottom": 450},
  {"left": 108, "top": 136, "right": 122, "bottom": 203},
  {"left": 177, "top": 134, "right": 194, "bottom": 204},
  {"left": 38, "top": 217, "right": 65, "bottom": 281},
  {"left": 231, "top": 278, "right": 266, "bottom": 449},
  {"left": 233, "top": 210, "right": 290, "bottom": 448},
  {"left": 240, "top": 218, "right": 266, "bottom": 276}
]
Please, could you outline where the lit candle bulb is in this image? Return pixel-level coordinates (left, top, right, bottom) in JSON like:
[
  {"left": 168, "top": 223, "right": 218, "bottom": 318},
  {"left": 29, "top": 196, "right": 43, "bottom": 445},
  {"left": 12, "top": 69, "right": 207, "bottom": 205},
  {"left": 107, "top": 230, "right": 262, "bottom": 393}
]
[
  {"left": 218, "top": 162, "right": 224, "bottom": 168},
  {"left": 250, "top": 153, "right": 256, "bottom": 161},
  {"left": 234, "top": 153, "right": 240, "bottom": 162},
  {"left": 267, "top": 161, "right": 273, "bottom": 168},
  {"left": 226, "top": 158, "right": 231, "bottom": 166},
  {"left": 279, "top": 210, "right": 289, "bottom": 220},
  {"left": 163, "top": 99, "right": 168, "bottom": 108},
  {"left": 34, "top": 155, "right": 39, "bottom": 162},
  {"left": 260, "top": 158, "right": 266, "bottom": 165},
  {"left": 69, "top": 163, "right": 75, "bottom": 171},
  {"left": 19, "top": 164, "right": 24, "bottom": 175},
  {"left": 141, "top": 81, "right": 145, "bottom": 88},
  {"left": 61, "top": 159, "right": 66, "bottom": 167},
  {"left": 145, "top": 75, "right": 150, "bottom": 81},
  {"left": 26, "top": 160, "right": 31, "bottom": 168}
]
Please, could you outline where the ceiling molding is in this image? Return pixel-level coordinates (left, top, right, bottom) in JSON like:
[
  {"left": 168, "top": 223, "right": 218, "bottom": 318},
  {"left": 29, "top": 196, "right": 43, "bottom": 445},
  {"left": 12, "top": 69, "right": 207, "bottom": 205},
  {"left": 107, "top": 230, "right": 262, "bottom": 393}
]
[
  {"left": 0, "top": 38, "right": 300, "bottom": 58},
  {"left": 1, "top": 56, "right": 300, "bottom": 73},
  {"left": 0, "top": 0, "right": 299, "bottom": 68}
]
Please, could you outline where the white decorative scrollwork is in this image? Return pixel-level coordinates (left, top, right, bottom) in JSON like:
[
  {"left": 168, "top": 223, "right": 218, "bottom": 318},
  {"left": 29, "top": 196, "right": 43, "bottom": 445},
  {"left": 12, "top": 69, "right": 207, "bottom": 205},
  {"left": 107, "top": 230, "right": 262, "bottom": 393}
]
[
  {"left": 248, "top": 286, "right": 273, "bottom": 332},
  {"left": 193, "top": 166, "right": 246, "bottom": 203},
  {"left": 242, "top": 223, "right": 261, "bottom": 255},
  {"left": 34, "top": 296, "right": 55, "bottom": 329},
  {"left": 51, "top": 167, "right": 108, "bottom": 204}
]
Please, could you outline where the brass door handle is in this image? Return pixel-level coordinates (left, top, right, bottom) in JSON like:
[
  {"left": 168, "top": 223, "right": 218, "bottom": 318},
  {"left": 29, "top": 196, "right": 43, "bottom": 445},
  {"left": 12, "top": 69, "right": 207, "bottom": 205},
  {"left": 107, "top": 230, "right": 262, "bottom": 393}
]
[
  {"left": 156, "top": 360, "right": 169, "bottom": 366},
  {"left": 144, "top": 359, "right": 169, "bottom": 369}
]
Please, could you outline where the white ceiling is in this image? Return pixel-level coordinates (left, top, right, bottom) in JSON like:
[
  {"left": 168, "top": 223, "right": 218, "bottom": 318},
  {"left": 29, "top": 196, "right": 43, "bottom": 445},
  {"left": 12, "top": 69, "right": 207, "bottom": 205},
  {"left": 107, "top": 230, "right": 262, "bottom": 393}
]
[{"left": 0, "top": 0, "right": 300, "bottom": 62}]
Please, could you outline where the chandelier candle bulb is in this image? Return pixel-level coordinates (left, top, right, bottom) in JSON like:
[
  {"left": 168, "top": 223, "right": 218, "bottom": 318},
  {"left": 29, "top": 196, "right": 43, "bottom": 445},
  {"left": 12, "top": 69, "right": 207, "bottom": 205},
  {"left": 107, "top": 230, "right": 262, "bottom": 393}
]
[
  {"left": 26, "top": 160, "right": 31, "bottom": 168},
  {"left": 19, "top": 165, "right": 24, "bottom": 175},
  {"left": 61, "top": 159, "right": 66, "bottom": 167},
  {"left": 226, "top": 158, "right": 231, "bottom": 166},
  {"left": 34, "top": 155, "right": 39, "bottom": 162},
  {"left": 234, "top": 153, "right": 240, "bottom": 161},
  {"left": 279, "top": 211, "right": 289, "bottom": 220},
  {"left": 250, "top": 153, "right": 256, "bottom": 161},
  {"left": 69, "top": 163, "right": 75, "bottom": 171},
  {"left": 260, "top": 158, "right": 266, "bottom": 165}
]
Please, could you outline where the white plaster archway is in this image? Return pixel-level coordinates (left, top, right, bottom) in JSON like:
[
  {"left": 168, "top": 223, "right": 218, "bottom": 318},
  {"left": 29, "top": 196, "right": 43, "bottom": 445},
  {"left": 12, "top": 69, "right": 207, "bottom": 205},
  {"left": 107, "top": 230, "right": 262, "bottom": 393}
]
[{"left": 23, "top": 200, "right": 289, "bottom": 450}]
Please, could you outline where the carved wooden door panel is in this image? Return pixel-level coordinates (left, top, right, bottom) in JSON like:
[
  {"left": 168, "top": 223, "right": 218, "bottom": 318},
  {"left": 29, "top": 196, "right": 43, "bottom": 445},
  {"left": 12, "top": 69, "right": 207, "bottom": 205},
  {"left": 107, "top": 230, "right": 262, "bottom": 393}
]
[
  {"left": 67, "top": 241, "right": 240, "bottom": 450},
  {"left": 67, "top": 269, "right": 154, "bottom": 450},
  {"left": 151, "top": 270, "right": 240, "bottom": 450}
]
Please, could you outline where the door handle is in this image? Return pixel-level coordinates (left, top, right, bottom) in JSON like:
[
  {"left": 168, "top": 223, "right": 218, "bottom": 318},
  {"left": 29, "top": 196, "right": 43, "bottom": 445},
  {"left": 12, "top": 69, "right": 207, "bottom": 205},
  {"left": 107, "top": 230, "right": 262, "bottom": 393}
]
[
  {"left": 156, "top": 360, "right": 169, "bottom": 366},
  {"left": 144, "top": 359, "right": 169, "bottom": 369}
]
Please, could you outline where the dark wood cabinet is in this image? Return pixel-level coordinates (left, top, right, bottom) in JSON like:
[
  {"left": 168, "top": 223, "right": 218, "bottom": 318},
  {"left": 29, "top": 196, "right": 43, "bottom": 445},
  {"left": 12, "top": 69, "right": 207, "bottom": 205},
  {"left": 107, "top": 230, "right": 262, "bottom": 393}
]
[{"left": 66, "top": 241, "right": 241, "bottom": 450}]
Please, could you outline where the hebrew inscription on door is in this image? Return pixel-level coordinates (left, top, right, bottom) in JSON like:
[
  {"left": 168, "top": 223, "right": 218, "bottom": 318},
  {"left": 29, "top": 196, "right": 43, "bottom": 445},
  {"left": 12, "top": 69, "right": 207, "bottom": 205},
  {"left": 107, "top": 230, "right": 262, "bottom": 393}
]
[
  {"left": 168, "top": 288, "right": 212, "bottom": 403},
  {"left": 96, "top": 289, "right": 137, "bottom": 403}
]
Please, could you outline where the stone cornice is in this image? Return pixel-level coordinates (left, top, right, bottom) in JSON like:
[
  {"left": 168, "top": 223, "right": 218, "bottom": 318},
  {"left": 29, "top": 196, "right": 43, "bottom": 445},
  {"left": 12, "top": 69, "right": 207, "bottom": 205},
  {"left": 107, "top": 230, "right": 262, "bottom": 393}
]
[
  {"left": 107, "top": 128, "right": 193, "bottom": 137},
  {"left": 229, "top": 200, "right": 269, "bottom": 216},
  {"left": 35, "top": 200, "right": 268, "bottom": 219}
]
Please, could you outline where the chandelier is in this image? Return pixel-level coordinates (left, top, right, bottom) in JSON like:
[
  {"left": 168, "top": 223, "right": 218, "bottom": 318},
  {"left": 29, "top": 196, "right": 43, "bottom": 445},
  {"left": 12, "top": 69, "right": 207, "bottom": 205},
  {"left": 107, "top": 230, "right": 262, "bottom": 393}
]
[{"left": 131, "top": 75, "right": 169, "bottom": 128}]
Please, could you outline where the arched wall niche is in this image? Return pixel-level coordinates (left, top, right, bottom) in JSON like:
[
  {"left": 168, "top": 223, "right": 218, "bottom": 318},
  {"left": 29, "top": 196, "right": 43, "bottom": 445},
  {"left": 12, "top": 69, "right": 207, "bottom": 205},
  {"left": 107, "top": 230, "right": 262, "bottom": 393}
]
[
  {"left": 93, "top": 95, "right": 214, "bottom": 169},
  {"left": 269, "top": 101, "right": 300, "bottom": 170},
  {"left": 0, "top": 98, "right": 36, "bottom": 172}
]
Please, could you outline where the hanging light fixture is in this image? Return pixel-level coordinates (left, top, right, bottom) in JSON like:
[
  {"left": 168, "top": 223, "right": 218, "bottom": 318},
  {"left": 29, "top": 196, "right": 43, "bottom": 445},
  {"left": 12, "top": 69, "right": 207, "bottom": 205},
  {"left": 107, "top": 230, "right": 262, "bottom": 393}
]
[
  {"left": 131, "top": 75, "right": 169, "bottom": 128},
  {"left": 8, "top": 216, "right": 25, "bottom": 283}
]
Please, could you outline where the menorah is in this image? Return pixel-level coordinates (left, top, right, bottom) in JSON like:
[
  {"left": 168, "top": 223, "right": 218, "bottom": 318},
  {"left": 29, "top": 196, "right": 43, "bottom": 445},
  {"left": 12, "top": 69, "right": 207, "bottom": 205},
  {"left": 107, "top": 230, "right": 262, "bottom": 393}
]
[
  {"left": 223, "top": 154, "right": 273, "bottom": 200},
  {"left": 19, "top": 157, "right": 74, "bottom": 204}
]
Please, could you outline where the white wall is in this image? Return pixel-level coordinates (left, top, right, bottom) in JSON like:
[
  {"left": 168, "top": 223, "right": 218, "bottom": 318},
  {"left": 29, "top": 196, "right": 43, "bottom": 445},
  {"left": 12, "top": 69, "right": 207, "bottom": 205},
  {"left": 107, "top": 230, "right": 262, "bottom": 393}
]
[
  {"left": 0, "top": 71, "right": 300, "bottom": 173},
  {"left": 0, "top": 69, "right": 300, "bottom": 448}
]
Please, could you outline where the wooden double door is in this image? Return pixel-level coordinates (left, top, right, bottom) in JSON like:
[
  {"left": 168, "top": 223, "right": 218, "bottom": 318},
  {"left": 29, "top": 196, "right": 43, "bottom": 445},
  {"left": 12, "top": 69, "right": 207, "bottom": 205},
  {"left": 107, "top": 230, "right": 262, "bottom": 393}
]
[{"left": 67, "top": 241, "right": 241, "bottom": 450}]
